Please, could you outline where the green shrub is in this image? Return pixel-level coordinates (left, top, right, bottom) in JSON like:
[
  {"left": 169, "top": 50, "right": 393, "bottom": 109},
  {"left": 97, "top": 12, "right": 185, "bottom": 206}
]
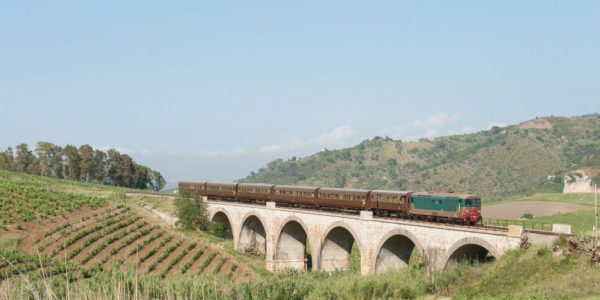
[
  {"left": 174, "top": 193, "right": 209, "bottom": 230},
  {"left": 521, "top": 213, "right": 534, "bottom": 220},
  {"left": 210, "top": 222, "right": 230, "bottom": 238}
]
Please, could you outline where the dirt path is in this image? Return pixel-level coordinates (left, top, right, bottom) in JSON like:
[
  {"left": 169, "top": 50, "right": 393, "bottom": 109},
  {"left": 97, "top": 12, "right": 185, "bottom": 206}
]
[{"left": 483, "top": 200, "right": 589, "bottom": 219}]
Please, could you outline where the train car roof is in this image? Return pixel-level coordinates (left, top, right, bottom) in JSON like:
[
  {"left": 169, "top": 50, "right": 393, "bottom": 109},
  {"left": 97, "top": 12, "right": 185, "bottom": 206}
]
[
  {"left": 179, "top": 181, "right": 206, "bottom": 184},
  {"left": 275, "top": 185, "right": 318, "bottom": 192},
  {"left": 412, "top": 191, "right": 479, "bottom": 198},
  {"left": 318, "top": 187, "right": 370, "bottom": 194},
  {"left": 371, "top": 190, "right": 412, "bottom": 195},
  {"left": 205, "top": 182, "right": 238, "bottom": 186},
  {"left": 237, "top": 183, "right": 275, "bottom": 188}
]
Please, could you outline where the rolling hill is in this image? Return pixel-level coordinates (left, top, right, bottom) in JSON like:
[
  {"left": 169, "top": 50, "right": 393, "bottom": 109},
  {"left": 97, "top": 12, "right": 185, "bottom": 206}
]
[{"left": 241, "top": 114, "right": 600, "bottom": 200}]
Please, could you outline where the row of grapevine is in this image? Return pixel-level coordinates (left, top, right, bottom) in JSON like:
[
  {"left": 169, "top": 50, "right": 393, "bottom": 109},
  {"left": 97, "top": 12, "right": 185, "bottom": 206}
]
[
  {"left": 137, "top": 236, "right": 174, "bottom": 265},
  {"left": 159, "top": 242, "right": 197, "bottom": 278},
  {"left": 50, "top": 211, "right": 133, "bottom": 257},
  {"left": 20, "top": 205, "right": 254, "bottom": 282},
  {"left": 80, "top": 220, "right": 149, "bottom": 265},
  {"left": 180, "top": 247, "right": 205, "bottom": 275},
  {"left": 0, "top": 171, "right": 106, "bottom": 224},
  {"left": 67, "top": 215, "right": 141, "bottom": 259},
  {"left": 39, "top": 206, "right": 129, "bottom": 252},
  {"left": 147, "top": 240, "right": 183, "bottom": 272}
]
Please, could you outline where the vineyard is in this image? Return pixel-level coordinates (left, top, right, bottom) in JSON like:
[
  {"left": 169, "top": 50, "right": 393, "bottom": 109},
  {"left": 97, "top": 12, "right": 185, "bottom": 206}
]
[
  {"left": 0, "top": 170, "right": 106, "bottom": 226},
  {"left": 1, "top": 204, "right": 256, "bottom": 283}
]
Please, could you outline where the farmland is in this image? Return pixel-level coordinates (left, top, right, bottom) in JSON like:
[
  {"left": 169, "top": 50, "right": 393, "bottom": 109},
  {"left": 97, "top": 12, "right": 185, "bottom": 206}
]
[
  {"left": 0, "top": 170, "right": 106, "bottom": 226},
  {"left": 0, "top": 169, "right": 257, "bottom": 296},
  {"left": 5, "top": 203, "right": 256, "bottom": 283}
]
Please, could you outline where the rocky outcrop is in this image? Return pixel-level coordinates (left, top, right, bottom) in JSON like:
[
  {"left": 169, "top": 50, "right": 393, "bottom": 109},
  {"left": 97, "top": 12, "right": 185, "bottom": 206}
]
[{"left": 563, "top": 170, "right": 593, "bottom": 193}]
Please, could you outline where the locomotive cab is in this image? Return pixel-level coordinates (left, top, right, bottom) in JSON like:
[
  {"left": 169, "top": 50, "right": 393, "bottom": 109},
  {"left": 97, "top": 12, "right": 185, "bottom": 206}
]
[{"left": 461, "top": 197, "right": 482, "bottom": 224}]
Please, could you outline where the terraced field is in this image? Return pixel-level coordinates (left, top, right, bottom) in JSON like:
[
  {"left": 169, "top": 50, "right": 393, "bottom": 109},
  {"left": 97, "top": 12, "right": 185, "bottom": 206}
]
[{"left": 6, "top": 204, "right": 256, "bottom": 282}]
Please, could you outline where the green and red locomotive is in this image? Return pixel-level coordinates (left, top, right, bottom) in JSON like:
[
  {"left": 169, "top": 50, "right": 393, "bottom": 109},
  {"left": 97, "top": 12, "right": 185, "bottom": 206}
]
[{"left": 178, "top": 182, "right": 482, "bottom": 225}]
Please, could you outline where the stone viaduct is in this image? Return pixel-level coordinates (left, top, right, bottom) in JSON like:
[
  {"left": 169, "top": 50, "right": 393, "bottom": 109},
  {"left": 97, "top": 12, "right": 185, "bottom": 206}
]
[{"left": 205, "top": 198, "right": 562, "bottom": 275}]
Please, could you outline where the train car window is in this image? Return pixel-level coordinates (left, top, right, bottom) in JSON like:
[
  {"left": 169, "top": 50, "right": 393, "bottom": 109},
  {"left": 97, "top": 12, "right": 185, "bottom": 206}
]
[{"left": 465, "top": 199, "right": 472, "bottom": 206}]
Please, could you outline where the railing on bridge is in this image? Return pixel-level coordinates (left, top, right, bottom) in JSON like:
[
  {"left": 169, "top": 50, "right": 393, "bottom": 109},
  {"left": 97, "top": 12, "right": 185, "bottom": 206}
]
[{"left": 483, "top": 218, "right": 553, "bottom": 232}]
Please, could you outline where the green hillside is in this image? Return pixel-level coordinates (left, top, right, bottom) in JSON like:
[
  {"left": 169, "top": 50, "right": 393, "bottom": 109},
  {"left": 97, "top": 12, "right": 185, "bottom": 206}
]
[{"left": 241, "top": 114, "right": 600, "bottom": 200}]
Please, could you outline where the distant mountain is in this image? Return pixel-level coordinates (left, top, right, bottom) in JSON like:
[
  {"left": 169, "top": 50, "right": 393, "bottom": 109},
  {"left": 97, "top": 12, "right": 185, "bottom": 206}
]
[{"left": 240, "top": 114, "right": 600, "bottom": 200}]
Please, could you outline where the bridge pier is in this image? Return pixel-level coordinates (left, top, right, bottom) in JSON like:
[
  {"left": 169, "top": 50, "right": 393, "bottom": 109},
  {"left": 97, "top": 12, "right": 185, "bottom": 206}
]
[{"left": 205, "top": 199, "right": 558, "bottom": 276}]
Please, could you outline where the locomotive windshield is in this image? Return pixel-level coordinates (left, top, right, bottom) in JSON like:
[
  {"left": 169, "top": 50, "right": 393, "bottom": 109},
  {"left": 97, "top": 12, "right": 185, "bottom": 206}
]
[{"left": 464, "top": 198, "right": 481, "bottom": 208}]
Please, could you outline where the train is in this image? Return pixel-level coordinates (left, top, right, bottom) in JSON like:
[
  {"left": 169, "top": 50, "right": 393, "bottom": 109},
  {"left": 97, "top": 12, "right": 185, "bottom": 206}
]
[{"left": 178, "top": 181, "right": 483, "bottom": 225}]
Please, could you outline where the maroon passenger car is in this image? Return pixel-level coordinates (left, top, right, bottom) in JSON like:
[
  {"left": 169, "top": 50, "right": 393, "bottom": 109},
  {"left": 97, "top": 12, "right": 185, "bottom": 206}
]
[
  {"left": 204, "top": 182, "right": 238, "bottom": 200},
  {"left": 370, "top": 190, "right": 412, "bottom": 216},
  {"left": 317, "top": 188, "right": 371, "bottom": 210},
  {"left": 178, "top": 181, "right": 206, "bottom": 196},
  {"left": 272, "top": 185, "right": 318, "bottom": 206},
  {"left": 236, "top": 183, "right": 275, "bottom": 202}
]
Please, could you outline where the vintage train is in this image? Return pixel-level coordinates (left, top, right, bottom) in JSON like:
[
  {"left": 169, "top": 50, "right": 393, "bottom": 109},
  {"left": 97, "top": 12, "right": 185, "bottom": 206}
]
[{"left": 178, "top": 181, "right": 482, "bottom": 225}]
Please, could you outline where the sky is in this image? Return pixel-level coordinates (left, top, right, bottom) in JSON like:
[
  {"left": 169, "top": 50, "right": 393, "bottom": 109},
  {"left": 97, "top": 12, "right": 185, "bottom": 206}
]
[{"left": 1, "top": 1, "right": 599, "bottom": 186}]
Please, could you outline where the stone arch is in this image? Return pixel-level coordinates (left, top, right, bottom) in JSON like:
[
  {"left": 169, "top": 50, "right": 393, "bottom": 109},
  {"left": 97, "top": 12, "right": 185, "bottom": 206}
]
[
  {"left": 445, "top": 237, "right": 499, "bottom": 269},
  {"left": 209, "top": 210, "right": 233, "bottom": 239},
  {"left": 319, "top": 221, "right": 363, "bottom": 272},
  {"left": 274, "top": 216, "right": 314, "bottom": 270},
  {"left": 238, "top": 212, "right": 267, "bottom": 255},
  {"left": 373, "top": 229, "right": 426, "bottom": 273}
]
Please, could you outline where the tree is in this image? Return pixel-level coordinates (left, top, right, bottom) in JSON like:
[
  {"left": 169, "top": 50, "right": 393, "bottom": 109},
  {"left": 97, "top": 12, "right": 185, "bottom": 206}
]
[
  {"left": 93, "top": 150, "right": 107, "bottom": 183},
  {"left": 0, "top": 147, "right": 14, "bottom": 170},
  {"left": 63, "top": 145, "right": 81, "bottom": 180},
  {"left": 0, "top": 153, "right": 9, "bottom": 170},
  {"left": 133, "top": 165, "right": 151, "bottom": 189},
  {"left": 150, "top": 170, "right": 166, "bottom": 192},
  {"left": 79, "top": 144, "right": 94, "bottom": 182},
  {"left": 3, "top": 141, "right": 161, "bottom": 191},
  {"left": 15, "top": 144, "right": 36, "bottom": 174},
  {"left": 106, "top": 149, "right": 122, "bottom": 185},
  {"left": 49, "top": 145, "right": 63, "bottom": 178},
  {"left": 4, "top": 147, "right": 14, "bottom": 171},
  {"left": 120, "top": 154, "right": 135, "bottom": 187},
  {"left": 35, "top": 142, "right": 55, "bottom": 176}
]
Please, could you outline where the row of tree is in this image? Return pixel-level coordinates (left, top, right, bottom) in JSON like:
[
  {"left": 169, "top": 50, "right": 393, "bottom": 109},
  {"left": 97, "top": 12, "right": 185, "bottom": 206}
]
[{"left": 0, "top": 142, "right": 165, "bottom": 191}]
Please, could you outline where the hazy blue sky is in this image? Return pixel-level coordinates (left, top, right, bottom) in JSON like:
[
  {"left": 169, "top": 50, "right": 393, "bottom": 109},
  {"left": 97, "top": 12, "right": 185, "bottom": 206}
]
[{"left": 1, "top": 1, "right": 599, "bottom": 185}]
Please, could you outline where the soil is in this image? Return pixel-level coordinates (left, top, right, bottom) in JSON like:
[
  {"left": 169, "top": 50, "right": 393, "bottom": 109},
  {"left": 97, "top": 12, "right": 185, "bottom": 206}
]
[
  {"left": 184, "top": 247, "right": 212, "bottom": 276},
  {"left": 86, "top": 222, "right": 150, "bottom": 267},
  {"left": 101, "top": 227, "right": 162, "bottom": 268},
  {"left": 165, "top": 242, "right": 198, "bottom": 277},
  {"left": 482, "top": 201, "right": 589, "bottom": 219},
  {"left": 150, "top": 238, "right": 184, "bottom": 274},
  {"left": 518, "top": 119, "right": 553, "bottom": 129}
]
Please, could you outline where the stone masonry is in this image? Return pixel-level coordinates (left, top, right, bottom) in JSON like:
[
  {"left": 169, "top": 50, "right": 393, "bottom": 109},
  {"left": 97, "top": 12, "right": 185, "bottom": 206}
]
[{"left": 205, "top": 198, "right": 559, "bottom": 275}]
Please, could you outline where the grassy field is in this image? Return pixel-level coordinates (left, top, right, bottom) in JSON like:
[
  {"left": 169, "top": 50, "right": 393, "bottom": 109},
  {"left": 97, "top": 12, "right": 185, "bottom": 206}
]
[
  {"left": 490, "top": 192, "right": 598, "bottom": 207},
  {"left": 532, "top": 210, "right": 597, "bottom": 236}
]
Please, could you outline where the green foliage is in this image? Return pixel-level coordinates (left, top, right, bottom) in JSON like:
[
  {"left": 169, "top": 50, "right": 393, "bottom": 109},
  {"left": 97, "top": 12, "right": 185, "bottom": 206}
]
[
  {"left": 521, "top": 213, "right": 534, "bottom": 219},
  {"left": 453, "top": 246, "right": 600, "bottom": 299},
  {"left": 210, "top": 222, "right": 230, "bottom": 238},
  {"left": 174, "top": 193, "right": 209, "bottom": 230},
  {"left": 0, "top": 170, "right": 106, "bottom": 224}
]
